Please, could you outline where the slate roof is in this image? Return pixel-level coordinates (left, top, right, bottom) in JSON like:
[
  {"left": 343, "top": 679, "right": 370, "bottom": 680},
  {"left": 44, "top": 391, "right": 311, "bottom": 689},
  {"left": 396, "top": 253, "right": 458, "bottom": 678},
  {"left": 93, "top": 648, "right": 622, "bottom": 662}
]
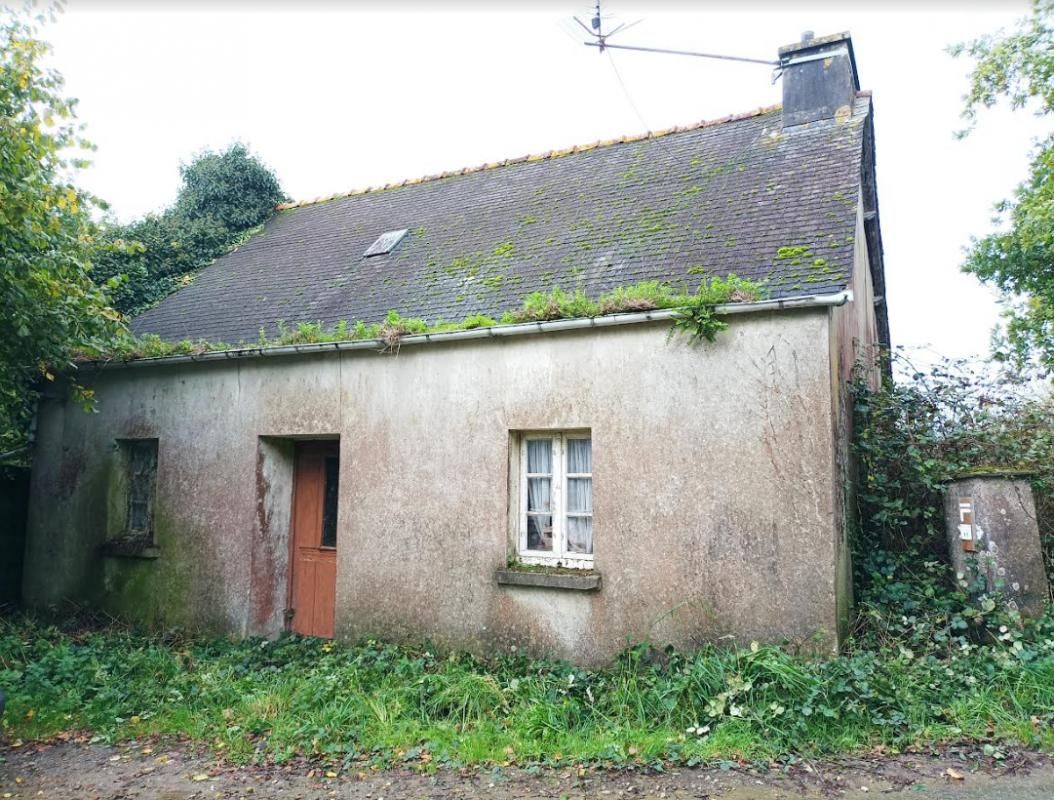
[{"left": 133, "top": 95, "right": 871, "bottom": 344}]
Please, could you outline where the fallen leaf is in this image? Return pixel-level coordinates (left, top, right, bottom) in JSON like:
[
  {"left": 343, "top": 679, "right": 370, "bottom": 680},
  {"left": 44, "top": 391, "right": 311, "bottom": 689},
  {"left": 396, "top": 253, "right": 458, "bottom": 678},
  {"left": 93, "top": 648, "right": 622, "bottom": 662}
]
[
  {"left": 192, "top": 773, "right": 210, "bottom": 782},
  {"left": 325, "top": 771, "right": 338, "bottom": 778},
  {"left": 946, "top": 768, "right": 965, "bottom": 781}
]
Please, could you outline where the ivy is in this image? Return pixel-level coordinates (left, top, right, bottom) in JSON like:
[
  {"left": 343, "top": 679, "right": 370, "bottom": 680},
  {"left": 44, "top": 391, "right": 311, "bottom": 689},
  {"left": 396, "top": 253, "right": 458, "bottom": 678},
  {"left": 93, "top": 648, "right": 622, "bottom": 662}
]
[
  {"left": 91, "top": 144, "right": 287, "bottom": 316},
  {"left": 851, "top": 350, "right": 1054, "bottom": 654}
]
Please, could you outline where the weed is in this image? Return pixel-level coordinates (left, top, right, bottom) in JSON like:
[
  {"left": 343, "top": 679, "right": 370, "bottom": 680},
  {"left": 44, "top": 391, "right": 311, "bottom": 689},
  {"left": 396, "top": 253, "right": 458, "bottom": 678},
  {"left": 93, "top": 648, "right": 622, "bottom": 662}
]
[
  {"left": 93, "top": 277, "right": 764, "bottom": 362},
  {"left": 2, "top": 615, "right": 1053, "bottom": 769},
  {"left": 672, "top": 274, "right": 769, "bottom": 343}
]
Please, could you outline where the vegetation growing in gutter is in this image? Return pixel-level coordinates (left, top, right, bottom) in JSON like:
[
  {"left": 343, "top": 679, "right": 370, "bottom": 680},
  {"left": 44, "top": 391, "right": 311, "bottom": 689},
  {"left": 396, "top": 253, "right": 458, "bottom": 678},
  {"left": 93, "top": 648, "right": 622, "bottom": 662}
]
[{"left": 88, "top": 276, "right": 769, "bottom": 362}]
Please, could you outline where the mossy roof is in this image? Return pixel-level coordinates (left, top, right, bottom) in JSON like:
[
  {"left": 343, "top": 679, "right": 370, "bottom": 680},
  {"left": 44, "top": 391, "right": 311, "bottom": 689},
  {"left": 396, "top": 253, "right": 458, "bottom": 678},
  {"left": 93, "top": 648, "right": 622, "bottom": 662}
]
[{"left": 133, "top": 96, "right": 871, "bottom": 344}]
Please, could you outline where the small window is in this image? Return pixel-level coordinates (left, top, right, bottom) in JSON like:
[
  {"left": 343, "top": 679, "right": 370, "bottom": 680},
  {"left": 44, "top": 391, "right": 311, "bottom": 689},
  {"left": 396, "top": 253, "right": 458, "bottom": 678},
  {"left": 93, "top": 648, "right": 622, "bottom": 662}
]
[
  {"left": 119, "top": 439, "right": 158, "bottom": 541},
  {"left": 517, "top": 433, "right": 593, "bottom": 568},
  {"left": 321, "top": 455, "right": 339, "bottom": 548},
  {"left": 363, "top": 228, "right": 408, "bottom": 257}
]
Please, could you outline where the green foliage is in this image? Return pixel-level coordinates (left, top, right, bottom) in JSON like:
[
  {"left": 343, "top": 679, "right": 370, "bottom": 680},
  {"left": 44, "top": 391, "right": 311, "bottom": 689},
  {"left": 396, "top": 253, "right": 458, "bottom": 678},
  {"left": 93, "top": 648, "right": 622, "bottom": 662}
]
[
  {"left": 506, "top": 287, "right": 600, "bottom": 322},
  {"left": 2, "top": 614, "right": 1053, "bottom": 768},
  {"left": 174, "top": 143, "right": 285, "bottom": 231},
  {"left": 672, "top": 274, "right": 768, "bottom": 343},
  {"left": 852, "top": 353, "right": 1053, "bottom": 564},
  {"left": 596, "top": 280, "right": 688, "bottom": 314},
  {"left": 0, "top": 7, "right": 124, "bottom": 451},
  {"left": 97, "top": 278, "right": 770, "bottom": 362},
  {"left": 952, "top": 2, "right": 1054, "bottom": 371},
  {"left": 851, "top": 352, "right": 1054, "bottom": 654},
  {"left": 92, "top": 143, "right": 286, "bottom": 315}
]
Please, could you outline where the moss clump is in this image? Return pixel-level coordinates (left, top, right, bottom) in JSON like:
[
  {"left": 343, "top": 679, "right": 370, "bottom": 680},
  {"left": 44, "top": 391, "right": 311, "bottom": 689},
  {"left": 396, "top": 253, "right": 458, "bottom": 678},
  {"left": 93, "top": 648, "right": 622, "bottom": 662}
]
[{"left": 775, "top": 245, "right": 814, "bottom": 261}]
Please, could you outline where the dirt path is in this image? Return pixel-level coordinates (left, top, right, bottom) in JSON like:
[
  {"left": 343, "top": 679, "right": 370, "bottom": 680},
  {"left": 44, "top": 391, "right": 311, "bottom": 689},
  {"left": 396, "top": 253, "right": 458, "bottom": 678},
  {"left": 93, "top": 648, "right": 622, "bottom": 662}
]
[{"left": 1, "top": 740, "right": 1052, "bottom": 800}]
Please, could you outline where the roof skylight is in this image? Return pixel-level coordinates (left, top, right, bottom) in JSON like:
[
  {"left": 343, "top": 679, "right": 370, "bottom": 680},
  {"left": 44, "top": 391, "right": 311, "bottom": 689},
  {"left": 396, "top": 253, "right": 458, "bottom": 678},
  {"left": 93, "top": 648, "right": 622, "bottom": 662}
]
[{"left": 364, "top": 229, "right": 409, "bottom": 257}]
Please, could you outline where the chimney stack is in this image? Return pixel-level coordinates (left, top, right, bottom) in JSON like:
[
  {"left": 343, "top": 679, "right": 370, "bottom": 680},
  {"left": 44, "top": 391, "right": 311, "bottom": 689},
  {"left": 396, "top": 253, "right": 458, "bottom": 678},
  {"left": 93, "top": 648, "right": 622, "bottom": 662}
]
[{"left": 778, "top": 31, "right": 859, "bottom": 128}]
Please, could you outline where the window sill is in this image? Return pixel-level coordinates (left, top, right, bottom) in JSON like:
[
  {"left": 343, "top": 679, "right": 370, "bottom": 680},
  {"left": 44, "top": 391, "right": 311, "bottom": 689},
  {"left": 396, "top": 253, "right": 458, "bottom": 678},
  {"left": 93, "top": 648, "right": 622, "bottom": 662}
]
[
  {"left": 100, "top": 536, "right": 160, "bottom": 560},
  {"left": 496, "top": 568, "right": 601, "bottom": 592}
]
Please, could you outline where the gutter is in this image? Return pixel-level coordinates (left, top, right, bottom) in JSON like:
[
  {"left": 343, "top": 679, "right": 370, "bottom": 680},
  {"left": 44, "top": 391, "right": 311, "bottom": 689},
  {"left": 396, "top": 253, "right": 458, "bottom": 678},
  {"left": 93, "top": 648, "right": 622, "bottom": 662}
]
[{"left": 86, "top": 290, "right": 852, "bottom": 371}]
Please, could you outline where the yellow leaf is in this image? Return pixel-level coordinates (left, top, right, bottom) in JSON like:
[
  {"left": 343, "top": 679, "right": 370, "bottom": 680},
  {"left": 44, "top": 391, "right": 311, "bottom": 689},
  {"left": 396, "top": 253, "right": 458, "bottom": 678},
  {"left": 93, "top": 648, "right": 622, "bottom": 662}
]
[
  {"left": 191, "top": 773, "right": 210, "bottom": 782},
  {"left": 325, "top": 771, "right": 337, "bottom": 778}
]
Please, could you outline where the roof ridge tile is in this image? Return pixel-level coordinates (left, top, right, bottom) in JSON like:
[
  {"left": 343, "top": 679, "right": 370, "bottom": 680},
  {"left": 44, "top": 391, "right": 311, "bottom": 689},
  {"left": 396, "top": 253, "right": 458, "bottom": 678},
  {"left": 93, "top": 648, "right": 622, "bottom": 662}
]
[{"left": 275, "top": 103, "right": 782, "bottom": 211}]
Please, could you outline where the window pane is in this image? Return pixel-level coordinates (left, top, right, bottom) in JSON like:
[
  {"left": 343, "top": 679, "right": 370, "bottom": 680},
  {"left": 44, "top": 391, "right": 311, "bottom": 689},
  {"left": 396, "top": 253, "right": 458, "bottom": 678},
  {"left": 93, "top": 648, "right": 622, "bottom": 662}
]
[
  {"left": 527, "top": 514, "right": 553, "bottom": 551},
  {"left": 129, "top": 500, "right": 149, "bottom": 532},
  {"left": 321, "top": 456, "right": 339, "bottom": 548},
  {"left": 567, "top": 516, "right": 593, "bottom": 554},
  {"left": 130, "top": 441, "right": 155, "bottom": 475},
  {"left": 567, "top": 478, "right": 592, "bottom": 513},
  {"left": 527, "top": 477, "right": 551, "bottom": 512},
  {"left": 124, "top": 439, "right": 157, "bottom": 539},
  {"left": 526, "top": 439, "right": 552, "bottom": 473},
  {"left": 567, "top": 438, "right": 591, "bottom": 473}
]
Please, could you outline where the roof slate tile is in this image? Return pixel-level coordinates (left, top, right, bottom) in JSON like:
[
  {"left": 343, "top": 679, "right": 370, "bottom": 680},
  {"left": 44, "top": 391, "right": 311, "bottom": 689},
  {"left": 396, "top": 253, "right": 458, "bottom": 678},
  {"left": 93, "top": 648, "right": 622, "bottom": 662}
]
[{"left": 133, "top": 97, "right": 870, "bottom": 344}]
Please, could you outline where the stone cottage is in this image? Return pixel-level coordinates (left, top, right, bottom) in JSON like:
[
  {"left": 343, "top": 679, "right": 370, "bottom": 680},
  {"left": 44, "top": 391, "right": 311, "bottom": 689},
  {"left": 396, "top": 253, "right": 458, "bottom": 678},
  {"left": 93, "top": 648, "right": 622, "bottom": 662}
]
[{"left": 22, "top": 32, "right": 887, "bottom": 664}]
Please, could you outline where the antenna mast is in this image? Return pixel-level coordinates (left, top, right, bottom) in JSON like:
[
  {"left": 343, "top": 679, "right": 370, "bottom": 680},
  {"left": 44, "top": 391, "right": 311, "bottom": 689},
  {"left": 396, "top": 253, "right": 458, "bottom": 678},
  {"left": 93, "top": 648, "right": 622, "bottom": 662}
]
[{"left": 574, "top": 1, "right": 779, "bottom": 68}]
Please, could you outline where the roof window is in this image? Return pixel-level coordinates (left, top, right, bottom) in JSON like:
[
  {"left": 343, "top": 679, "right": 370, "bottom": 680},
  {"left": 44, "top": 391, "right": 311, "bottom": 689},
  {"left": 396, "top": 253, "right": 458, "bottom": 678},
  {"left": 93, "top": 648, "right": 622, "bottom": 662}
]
[{"left": 364, "top": 229, "right": 408, "bottom": 257}]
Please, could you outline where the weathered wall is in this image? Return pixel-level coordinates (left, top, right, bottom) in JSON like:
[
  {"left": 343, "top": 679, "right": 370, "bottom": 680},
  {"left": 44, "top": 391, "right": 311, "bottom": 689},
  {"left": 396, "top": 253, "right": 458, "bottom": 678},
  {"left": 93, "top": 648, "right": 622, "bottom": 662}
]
[
  {"left": 945, "top": 476, "right": 1049, "bottom": 617},
  {"left": 24, "top": 310, "right": 840, "bottom": 663},
  {"left": 826, "top": 198, "right": 883, "bottom": 642}
]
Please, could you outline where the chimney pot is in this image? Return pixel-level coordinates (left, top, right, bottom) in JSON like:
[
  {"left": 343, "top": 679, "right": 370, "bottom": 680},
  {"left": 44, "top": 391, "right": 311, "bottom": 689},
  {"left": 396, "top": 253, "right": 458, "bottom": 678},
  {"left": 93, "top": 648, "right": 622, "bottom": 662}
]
[{"left": 801, "top": 30, "right": 814, "bottom": 43}]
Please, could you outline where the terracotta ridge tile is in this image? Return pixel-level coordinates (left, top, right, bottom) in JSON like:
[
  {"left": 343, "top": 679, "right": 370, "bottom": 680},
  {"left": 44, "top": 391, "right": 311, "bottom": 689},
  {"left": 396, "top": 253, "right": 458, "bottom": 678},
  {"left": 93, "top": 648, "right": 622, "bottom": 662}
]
[{"left": 273, "top": 103, "right": 783, "bottom": 211}]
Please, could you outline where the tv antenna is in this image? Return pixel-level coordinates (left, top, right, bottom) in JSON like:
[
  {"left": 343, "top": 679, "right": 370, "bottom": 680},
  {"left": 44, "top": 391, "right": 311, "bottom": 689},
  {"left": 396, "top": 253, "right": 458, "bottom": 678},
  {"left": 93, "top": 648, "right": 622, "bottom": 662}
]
[{"left": 574, "top": 1, "right": 779, "bottom": 69}]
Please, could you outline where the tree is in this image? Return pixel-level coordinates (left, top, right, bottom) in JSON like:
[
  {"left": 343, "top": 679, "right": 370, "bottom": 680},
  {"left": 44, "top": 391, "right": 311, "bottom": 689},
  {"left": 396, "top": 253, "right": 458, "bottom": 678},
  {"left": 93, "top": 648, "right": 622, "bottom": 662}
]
[
  {"left": 92, "top": 143, "right": 287, "bottom": 315},
  {"left": 0, "top": 8, "right": 123, "bottom": 453},
  {"left": 175, "top": 142, "right": 285, "bottom": 231},
  {"left": 953, "top": 1, "right": 1054, "bottom": 372}
]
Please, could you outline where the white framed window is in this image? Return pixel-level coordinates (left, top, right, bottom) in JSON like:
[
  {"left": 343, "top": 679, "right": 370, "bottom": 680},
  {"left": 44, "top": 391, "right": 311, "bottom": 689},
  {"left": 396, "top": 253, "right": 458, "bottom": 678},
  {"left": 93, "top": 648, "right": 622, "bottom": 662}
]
[{"left": 518, "top": 432, "right": 593, "bottom": 568}]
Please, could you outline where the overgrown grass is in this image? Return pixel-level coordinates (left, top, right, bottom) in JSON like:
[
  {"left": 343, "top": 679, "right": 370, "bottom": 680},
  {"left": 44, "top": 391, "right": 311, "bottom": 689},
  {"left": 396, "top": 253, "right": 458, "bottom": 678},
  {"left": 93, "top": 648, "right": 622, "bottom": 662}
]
[
  {"left": 1, "top": 613, "right": 1052, "bottom": 770},
  {"left": 89, "top": 276, "right": 768, "bottom": 362}
]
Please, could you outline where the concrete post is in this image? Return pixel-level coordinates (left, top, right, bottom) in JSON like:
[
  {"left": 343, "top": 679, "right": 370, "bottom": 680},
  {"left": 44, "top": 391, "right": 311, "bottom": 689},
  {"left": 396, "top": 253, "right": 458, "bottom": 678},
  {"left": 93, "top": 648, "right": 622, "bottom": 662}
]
[{"left": 945, "top": 474, "right": 1049, "bottom": 617}]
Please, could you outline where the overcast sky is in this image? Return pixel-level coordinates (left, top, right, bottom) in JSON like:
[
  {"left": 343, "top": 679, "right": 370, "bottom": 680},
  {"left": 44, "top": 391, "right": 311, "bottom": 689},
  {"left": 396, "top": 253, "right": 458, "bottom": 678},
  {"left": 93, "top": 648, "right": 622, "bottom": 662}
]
[{"left": 41, "top": 1, "right": 1046, "bottom": 361}]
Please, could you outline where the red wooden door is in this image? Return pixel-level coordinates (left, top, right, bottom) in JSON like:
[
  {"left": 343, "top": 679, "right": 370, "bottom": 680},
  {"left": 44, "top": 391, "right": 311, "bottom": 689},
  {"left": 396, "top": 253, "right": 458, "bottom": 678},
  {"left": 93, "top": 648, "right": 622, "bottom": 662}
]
[{"left": 289, "top": 441, "right": 339, "bottom": 638}]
